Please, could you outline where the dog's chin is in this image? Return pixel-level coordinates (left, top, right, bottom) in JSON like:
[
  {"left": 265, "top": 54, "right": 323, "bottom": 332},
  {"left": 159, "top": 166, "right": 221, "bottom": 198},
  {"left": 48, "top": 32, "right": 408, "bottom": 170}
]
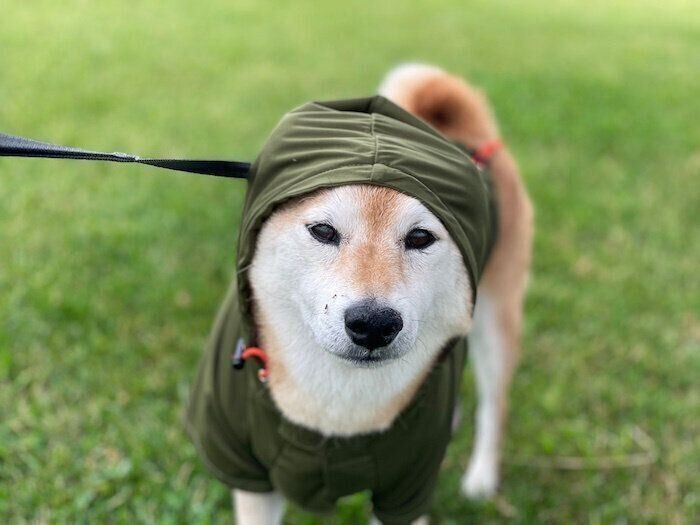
[{"left": 329, "top": 344, "right": 403, "bottom": 369}]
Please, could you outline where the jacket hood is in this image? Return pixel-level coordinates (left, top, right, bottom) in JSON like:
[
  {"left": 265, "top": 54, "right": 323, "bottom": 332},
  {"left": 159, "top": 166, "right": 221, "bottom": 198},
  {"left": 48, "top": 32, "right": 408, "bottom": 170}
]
[{"left": 236, "top": 96, "right": 496, "bottom": 336}]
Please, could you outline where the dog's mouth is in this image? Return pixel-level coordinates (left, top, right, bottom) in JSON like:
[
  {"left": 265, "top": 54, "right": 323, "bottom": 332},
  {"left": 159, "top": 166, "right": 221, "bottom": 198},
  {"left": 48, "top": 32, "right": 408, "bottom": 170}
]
[{"left": 332, "top": 346, "right": 400, "bottom": 368}]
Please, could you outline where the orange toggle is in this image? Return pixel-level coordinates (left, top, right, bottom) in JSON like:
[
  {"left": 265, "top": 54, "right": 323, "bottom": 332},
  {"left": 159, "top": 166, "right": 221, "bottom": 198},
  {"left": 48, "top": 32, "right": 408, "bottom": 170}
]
[{"left": 242, "top": 346, "right": 270, "bottom": 381}]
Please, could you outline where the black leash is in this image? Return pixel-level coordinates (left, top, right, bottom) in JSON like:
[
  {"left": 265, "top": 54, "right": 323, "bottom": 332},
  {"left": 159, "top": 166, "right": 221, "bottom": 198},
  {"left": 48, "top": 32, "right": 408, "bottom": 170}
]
[{"left": 0, "top": 131, "right": 250, "bottom": 179}]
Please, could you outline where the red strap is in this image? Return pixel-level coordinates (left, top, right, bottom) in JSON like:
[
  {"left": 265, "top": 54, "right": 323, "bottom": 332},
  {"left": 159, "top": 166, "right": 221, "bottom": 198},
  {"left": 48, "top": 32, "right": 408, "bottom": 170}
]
[
  {"left": 471, "top": 139, "right": 502, "bottom": 167},
  {"left": 242, "top": 347, "right": 270, "bottom": 381}
]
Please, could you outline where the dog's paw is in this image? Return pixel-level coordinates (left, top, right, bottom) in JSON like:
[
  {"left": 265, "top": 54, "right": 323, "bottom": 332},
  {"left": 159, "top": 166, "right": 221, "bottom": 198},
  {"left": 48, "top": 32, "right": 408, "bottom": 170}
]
[{"left": 460, "top": 457, "right": 499, "bottom": 499}]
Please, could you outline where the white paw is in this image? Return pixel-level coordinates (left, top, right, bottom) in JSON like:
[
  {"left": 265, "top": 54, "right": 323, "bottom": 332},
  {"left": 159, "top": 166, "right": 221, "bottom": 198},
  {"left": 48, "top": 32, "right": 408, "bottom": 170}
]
[{"left": 460, "top": 456, "right": 499, "bottom": 499}]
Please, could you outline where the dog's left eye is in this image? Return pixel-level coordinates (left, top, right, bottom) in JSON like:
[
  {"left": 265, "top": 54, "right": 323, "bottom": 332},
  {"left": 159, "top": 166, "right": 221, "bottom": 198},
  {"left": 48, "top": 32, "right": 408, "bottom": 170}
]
[
  {"left": 307, "top": 223, "right": 340, "bottom": 245},
  {"left": 405, "top": 228, "right": 436, "bottom": 250}
]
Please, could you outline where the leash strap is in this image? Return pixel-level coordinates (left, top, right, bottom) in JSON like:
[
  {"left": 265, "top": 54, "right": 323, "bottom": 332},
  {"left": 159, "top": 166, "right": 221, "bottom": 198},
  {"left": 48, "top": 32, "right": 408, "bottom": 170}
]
[{"left": 0, "top": 131, "right": 250, "bottom": 179}]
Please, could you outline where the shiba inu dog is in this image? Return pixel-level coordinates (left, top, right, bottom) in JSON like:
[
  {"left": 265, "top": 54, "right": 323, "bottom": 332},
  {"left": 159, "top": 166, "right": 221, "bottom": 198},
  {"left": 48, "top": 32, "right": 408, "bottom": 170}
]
[{"left": 217, "top": 64, "right": 533, "bottom": 524}]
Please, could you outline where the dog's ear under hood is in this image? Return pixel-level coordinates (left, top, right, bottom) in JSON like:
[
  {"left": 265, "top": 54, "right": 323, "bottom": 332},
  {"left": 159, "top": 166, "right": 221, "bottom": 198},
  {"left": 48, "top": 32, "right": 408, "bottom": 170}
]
[{"left": 237, "top": 95, "right": 497, "bottom": 333}]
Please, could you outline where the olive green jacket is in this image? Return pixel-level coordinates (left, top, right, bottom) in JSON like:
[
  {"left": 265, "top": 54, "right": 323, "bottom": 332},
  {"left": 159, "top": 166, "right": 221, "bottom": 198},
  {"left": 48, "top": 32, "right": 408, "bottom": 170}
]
[{"left": 185, "top": 96, "right": 497, "bottom": 524}]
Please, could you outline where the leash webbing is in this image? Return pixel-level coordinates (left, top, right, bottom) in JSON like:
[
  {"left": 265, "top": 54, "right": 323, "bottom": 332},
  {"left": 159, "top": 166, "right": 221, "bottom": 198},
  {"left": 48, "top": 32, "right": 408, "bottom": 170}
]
[{"left": 0, "top": 131, "right": 250, "bottom": 179}]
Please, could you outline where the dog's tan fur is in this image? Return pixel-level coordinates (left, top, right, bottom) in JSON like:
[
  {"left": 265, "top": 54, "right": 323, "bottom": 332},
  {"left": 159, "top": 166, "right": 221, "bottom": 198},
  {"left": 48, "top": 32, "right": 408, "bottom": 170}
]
[{"left": 337, "top": 186, "right": 406, "bottom": 295}]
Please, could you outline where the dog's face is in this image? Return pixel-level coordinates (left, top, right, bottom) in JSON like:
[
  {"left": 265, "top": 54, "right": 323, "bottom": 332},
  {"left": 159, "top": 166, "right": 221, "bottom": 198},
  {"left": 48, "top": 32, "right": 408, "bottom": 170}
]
[{"left": 250, "top": 184, "right": 472, "bottom": 368}]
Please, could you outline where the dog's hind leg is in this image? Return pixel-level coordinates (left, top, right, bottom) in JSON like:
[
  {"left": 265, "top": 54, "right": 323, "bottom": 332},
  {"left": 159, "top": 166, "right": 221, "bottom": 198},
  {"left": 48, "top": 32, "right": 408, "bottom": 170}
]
[
  {"left": 232, "top": 489, "right": 285, "bottom": 525},
  {"left": 461, "top": 289, "right": 512, "bottom": 498}
]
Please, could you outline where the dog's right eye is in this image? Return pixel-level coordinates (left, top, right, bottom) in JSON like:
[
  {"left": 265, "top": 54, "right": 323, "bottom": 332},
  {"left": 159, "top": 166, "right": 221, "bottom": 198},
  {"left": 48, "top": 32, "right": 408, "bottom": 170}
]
[{"left": 307, "top": 223, "right": 340, "bottom": 245}]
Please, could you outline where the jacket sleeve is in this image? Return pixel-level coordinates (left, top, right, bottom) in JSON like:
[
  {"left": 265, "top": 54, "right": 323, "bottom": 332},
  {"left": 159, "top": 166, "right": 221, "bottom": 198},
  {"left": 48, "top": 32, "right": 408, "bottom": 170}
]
[{"left": 184, "top": 282, "right": 273, "bottom": 492}]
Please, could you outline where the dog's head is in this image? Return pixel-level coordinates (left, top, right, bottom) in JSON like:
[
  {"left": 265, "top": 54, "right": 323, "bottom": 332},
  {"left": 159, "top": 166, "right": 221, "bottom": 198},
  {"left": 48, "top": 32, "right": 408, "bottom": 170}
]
[{"left": 249, "top": 184, "right": 472, "bottom": 369}]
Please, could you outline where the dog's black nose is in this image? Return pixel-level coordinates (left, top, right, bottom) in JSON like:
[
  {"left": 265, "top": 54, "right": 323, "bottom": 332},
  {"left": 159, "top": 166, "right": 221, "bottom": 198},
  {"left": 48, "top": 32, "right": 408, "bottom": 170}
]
[{"left": 344, "top": 300, "right": 403, "bottom": 350}]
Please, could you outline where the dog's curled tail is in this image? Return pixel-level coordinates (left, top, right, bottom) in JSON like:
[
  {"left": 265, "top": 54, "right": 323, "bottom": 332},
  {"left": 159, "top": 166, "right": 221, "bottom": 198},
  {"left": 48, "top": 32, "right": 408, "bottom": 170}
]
[{"left": 378, "top": 63, "right": 499, "bottom": 151}]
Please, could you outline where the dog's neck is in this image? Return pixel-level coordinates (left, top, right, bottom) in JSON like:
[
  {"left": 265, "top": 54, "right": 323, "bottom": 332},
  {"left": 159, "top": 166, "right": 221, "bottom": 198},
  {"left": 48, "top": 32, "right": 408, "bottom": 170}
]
[{"left": 255, "top": 313, "right": 441, "bottom": 437}]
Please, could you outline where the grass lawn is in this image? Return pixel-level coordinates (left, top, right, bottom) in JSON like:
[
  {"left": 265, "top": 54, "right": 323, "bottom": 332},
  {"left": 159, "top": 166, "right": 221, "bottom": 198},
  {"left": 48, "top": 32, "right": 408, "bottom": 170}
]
[{"left": 1, "top": 0, "right": 698, "bottom": 522}]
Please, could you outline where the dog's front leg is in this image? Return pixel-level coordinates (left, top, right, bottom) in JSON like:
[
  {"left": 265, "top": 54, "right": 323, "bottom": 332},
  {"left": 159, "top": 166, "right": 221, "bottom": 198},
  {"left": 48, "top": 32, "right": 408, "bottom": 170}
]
[{"left": 232, "top": 489, "right": 285, "bottom": 525}]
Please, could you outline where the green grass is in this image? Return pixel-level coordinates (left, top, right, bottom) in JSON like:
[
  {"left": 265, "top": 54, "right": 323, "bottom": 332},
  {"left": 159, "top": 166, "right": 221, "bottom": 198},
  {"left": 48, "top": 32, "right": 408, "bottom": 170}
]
[{"left": 1, "top": 0, "right": 698, "bottom": 522}]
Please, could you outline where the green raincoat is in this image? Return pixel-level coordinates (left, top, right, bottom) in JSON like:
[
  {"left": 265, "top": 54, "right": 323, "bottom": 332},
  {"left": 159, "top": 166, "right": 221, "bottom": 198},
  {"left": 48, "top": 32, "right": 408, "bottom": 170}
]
[{"left": 185, "top": 96, "right": 498, "bottom": 524}]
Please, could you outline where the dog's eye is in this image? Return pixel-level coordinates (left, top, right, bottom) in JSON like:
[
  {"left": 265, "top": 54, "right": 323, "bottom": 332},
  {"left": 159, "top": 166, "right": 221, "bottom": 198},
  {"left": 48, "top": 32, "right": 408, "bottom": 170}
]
[
  {"left": 308, "top": 223, "right": 340, "bottom": 245},
  {"left": 405, "top": 228, "right": 436, "bottom": 250}
]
